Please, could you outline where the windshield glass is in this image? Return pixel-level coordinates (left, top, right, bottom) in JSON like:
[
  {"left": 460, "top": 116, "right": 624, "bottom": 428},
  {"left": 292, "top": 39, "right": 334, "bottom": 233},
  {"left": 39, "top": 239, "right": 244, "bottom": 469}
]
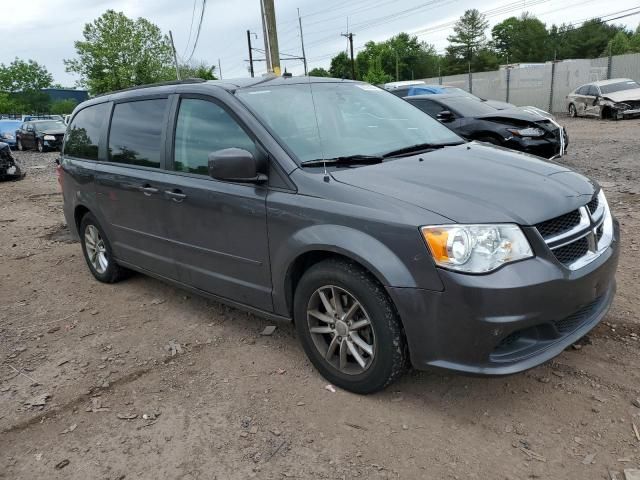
[
  {"left": 236, "top": 82, "right": 462, "bottom": 163},
  {"left": 442, "top": 97, "right": 498, "bottom": 117},
  {"left": 34, "top": 121, "right": 65, "bottom": 131},
  {"left": 600, "top": 80, "right": 640, "bottom": 94},
  {"left": 442, "top": 87, "right": 482, "bottom": 101}
]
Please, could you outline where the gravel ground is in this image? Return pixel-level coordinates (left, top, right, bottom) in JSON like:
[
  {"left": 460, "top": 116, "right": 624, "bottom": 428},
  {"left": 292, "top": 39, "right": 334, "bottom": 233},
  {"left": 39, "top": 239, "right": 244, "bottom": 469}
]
[{"left": 1, "top": 117, "right": 639, "bottom": 480}]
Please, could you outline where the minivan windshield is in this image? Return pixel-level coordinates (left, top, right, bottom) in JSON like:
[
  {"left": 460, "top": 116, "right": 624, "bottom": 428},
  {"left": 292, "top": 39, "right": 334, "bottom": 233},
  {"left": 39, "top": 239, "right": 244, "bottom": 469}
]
[
  {"left": 34, "top": 120, "right": 65, "bottom": 131},
  {"left": 236, "top": 82, "right": 463, "bottom": 164}
]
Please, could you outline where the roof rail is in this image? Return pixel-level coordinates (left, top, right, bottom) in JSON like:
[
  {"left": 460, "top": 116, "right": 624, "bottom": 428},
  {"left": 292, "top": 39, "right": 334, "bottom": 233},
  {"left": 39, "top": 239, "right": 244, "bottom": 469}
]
[{"left": 96, "top": 78, "right": 207, "bottom": 97}]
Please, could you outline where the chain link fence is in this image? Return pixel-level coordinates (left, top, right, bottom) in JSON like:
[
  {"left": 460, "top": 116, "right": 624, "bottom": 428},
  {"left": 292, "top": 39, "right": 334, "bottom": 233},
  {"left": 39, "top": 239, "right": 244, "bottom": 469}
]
[{"left": 419, "top": 52, "right": 640, "bottom": 113}]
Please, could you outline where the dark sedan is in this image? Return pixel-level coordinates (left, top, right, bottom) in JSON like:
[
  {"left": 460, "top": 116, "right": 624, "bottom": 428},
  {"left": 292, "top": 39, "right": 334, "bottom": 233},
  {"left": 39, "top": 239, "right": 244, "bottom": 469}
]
[
  {"left": 16, "top": 120, "right": 66, "bottom": 152},
  {"left": 405, "top": 94, "right": 568, "bottom": 159}
]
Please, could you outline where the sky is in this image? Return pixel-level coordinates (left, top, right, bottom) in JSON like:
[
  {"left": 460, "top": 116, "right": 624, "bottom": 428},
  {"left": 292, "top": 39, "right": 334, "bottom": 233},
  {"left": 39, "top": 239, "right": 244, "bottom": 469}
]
[{"left": 2, "top": 0, "right": 640, "bottom": 86}]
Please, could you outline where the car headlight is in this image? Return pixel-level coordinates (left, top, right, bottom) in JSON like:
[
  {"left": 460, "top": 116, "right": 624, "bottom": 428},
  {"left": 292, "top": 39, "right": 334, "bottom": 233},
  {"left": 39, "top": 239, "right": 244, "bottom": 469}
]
[
  {"left": 44, "top": 135, "right": 56, "bottom": 141},
  {"left": 613, "top": 103, "right": 630, "bottom": 110},
  {"left": 421, "top": 224, "right": 533, "bottom": 273},
  {"left": 508, "top": 127, "right": 545, "bottom": 138}
]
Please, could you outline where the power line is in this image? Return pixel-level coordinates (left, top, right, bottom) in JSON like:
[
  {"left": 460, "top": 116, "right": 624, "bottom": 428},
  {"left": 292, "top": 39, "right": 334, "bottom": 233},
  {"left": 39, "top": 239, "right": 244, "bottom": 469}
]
[
  {"left": 185, "top": 0, "right": 207, "bottom": 63},
  {"left": 181, "top": 0, "right": 198, "bottom": 59}
]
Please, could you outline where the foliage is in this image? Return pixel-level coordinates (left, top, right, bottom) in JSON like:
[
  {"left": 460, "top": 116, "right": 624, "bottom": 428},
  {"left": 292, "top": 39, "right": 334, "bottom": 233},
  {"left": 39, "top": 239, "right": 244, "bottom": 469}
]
[
  {"left": 361, "top": 55, "right": 393, "bottom": 85},
  {"left": 444, "top": 9, "right": 492, "bottom": 73},
  {"left": 64, "top": 10, "right": 175, "bottom": 95},
  {"left": 308, "top": 67, "right": 331, "bottom": 77},
  {"left": 0, "top": 58, "right": 53, "bottom": 93},
  {"left": 329, "top": 52, "right": 353, "bottom": 79},
  {"left": 549, "top": 20, "right": 627, "bottom": 59},
  {"left": 50, "top": 99, "right": 78, "bottom": 115},
  {"left": 491, "top": 14, "right": 550, "bottom": 63},
  {"left": 178, "top": 61, "right": 217, "bottom": 80}
]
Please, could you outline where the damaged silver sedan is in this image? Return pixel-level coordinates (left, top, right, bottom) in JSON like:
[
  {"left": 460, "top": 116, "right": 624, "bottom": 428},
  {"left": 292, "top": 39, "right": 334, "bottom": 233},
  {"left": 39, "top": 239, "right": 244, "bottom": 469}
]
[{"left": 566, "top": 78, "right": 640, "bottom": 120}]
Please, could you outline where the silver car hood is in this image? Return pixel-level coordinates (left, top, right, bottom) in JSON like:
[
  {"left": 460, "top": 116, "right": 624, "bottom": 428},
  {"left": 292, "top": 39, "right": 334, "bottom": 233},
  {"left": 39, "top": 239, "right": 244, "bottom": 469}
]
[{"left": 602, "top": 87, "right": 640, "bottom": 102}]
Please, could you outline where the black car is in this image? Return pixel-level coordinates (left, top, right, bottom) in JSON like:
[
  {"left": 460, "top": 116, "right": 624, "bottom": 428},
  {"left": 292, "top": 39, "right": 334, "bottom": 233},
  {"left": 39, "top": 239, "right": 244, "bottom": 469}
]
[
  {"left": 60, "top": 77, "right": 617, "bottom": 394},
  {"left": 16, "top": 120, "right": 66, "bottom": 152},
  {"left": 405, "top": 94, "right": 568, "bottom": 159},
  {"left": 0, "top": 142, "right": 24, "bottom": 180}
]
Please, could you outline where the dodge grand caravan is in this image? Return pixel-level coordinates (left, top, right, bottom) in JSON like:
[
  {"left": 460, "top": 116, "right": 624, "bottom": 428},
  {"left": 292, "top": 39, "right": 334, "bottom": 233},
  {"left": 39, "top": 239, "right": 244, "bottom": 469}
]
[{"left": 59, "top": 77, "right": 619, "bottom": 394}]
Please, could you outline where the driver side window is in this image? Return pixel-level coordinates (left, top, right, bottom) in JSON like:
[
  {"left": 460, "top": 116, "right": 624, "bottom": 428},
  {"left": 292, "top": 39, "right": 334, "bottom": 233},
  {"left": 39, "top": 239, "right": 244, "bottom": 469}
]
[{"left": 174, "top": 98, "right": 256, "bottom": 175}]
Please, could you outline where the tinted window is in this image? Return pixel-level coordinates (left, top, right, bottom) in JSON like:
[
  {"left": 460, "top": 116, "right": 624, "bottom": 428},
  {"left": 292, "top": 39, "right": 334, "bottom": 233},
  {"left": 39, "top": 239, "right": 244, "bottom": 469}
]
[
  {"left": 410, "top": 99, "right": 446, "bottom": 118},
  {"left": 174, "top": 98, "right": 255, "bottom": 175},
  {"left": 64, "top": 103, "right": 108, "bottom": 160},
  {"left": 586, "top": 85, "right": 599, "bottom": 96},
  {"left": 109, "top": 99, "right": 167, "bottom": 168}
]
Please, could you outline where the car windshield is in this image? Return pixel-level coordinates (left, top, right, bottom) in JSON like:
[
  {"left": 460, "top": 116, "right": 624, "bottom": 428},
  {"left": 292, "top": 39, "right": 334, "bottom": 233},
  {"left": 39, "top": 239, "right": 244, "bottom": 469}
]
[
  {"left": 600, "top": 80, "right": 640, "bottom": 94},
  {"left": 439, "top": 97, "right": 498, "bottom": 117},
  {"left": 236, "top": 82, "right": 462, "bottom": 163},
  {"left": 34, "top": 121, "right": 65, "bottom": 131}
]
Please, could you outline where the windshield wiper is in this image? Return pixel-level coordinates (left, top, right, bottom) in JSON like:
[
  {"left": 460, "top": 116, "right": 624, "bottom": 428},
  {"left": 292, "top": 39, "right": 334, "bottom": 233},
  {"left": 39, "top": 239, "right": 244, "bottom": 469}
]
[
  {"left": 382, "top": 141, "right": 464, "bottom": 158},
  {"left": 301, "top": 154, "right": 384, "bottom": 167}
]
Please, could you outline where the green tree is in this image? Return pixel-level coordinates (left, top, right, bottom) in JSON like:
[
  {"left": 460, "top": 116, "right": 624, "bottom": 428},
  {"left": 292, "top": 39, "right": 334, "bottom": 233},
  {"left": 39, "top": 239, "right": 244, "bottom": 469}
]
[
  {"left": 0, "top": 58, "right": 53, "bottom": 93},
  {"left": 606, "top": 31, "right": 631, "bottom": 55},
  {"left": 445, "top": 9, "right": 490, "bottom": 73},
  {"left": 549, "top": 19, "right": 627, "bottom": 59},
  {"left": 64, "top": 10, "right": 175, "bottom": 95},
  {"left": 491, "top": 14, "right": 549, "bottom": 63},
  {"left": 178, "top": 61, "right": 217, "bottom": 80},
  {"left": 308, "top": 67, "right": 331, "bottom": 77},
  {"left": 329, "top": 52, "right": 353, "bottom": 79},
  {"left": 362, "top": 55, "right": 392, "bottom": 85},
  {"left": 50, "top": 99, "right": 78, "bottom": 114},
  {"left": 631, "top": 24, "right": 640, "bottom": 52}
]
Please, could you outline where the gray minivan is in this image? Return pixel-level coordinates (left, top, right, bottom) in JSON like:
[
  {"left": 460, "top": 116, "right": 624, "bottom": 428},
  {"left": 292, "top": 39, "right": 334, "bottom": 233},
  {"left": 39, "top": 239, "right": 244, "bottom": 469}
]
[{"left": 59, "top": 77, "right": 619, "bottom": 394}]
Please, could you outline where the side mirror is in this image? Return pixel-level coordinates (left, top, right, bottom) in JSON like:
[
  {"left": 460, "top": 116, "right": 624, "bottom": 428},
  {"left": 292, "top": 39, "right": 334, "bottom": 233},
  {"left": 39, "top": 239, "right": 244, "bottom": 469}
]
[
  {"left": 437, "top": 110, "right": 454, "bottom": 122},
  {"left": 208, "top": 148, "right": 267, "bottom": 184}
]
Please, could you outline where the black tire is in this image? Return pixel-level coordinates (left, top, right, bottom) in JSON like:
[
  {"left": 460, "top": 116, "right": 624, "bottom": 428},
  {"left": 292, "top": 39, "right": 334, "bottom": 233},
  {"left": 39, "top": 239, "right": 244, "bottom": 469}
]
[
  {"left": 568, "top": 103, "right": 577, "bottom": 118},
  {"left": 79, "top": 212, "right": 129, "bottom": 283},
  {"left": 294, "top": 259, "right": 408, "bottom": 394},
  {"left": 37, "top": 139, "right": 44, "bottom": 153},
  {"left": 16, "top": 138, "right": 24, "bottom": 151}
]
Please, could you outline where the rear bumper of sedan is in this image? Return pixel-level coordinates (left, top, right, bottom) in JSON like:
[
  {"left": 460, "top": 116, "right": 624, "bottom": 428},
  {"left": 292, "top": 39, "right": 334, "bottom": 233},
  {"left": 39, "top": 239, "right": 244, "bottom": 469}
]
[{"left": 387, "top": 222, "right": 619, "bottom": 376}]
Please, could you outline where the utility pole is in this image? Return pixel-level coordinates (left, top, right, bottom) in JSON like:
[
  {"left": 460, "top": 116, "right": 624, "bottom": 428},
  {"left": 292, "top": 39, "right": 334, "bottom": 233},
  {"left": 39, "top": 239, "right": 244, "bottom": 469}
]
[
  {"left": 395, "top": 51, "right": 399, "bottom": 81},
  {"left": 246, "top": 30, "right": 255, "bottom": 77},
  {"left": 218, "top": 58, "right": 222, "bottom": 80},
  {"left": 297, "top": 8, "right": 308, "bottom": 75},
  {"left": 168, "top": 30, "right": 180, "bottom": 80},
  {"left": 260, "top": 0, "right": 281, "bottom": 75},
  {"left": 341, "top": 32, "right": 355, "bottom": 80}
]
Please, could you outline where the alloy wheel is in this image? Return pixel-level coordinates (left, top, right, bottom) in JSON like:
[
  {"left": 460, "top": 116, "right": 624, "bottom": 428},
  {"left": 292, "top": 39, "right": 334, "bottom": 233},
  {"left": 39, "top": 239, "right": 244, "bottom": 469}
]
[
  {"left": 569, "top": 104, "right": 576, "bottom": 117},
  {"left": 17, "top": 139, "right": 23, "bottom": 151},
  {"left": 84, "top": 224, "right": 108, "bottom": 274},
  {"left": 306, "top": 285, "right": 375, "bottom": 375},
  {"left": 37, "top": 140, "right": 43, "bottom": 153}
]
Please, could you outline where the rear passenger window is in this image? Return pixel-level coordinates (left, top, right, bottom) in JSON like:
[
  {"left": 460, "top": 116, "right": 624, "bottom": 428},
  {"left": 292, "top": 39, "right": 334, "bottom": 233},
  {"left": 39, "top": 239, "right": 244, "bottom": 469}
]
[
  {"left": 173, "top": 98, "right": 255, "bottom": 175},
  {"left": 64, "top": 103, "right": 108, "bottom": 160},
  {"left": 108, "top": 99, "right": 167, "bottom": 168}
]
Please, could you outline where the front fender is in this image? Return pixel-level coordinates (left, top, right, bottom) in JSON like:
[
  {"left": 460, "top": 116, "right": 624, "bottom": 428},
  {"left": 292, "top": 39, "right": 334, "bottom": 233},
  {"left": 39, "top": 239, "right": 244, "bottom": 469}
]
[{"left": 270, "top": 223, "right": 442, "bottom": 317}]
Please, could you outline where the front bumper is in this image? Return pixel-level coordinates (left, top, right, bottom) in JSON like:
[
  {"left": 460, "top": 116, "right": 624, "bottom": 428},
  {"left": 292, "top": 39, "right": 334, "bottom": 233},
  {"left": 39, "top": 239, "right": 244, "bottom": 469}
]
[
  {"left": 388, "top": 221, "right": 619, "bottom": 375},
  {"left": 505, "top": 131, "right": 569, "bottom": 159}
]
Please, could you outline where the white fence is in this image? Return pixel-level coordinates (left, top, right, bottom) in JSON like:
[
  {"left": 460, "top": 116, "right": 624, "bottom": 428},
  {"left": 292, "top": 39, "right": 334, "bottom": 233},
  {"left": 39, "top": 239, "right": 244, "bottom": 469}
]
[{"left": 419, "top": 52, "right": 640, "bottom": 113}]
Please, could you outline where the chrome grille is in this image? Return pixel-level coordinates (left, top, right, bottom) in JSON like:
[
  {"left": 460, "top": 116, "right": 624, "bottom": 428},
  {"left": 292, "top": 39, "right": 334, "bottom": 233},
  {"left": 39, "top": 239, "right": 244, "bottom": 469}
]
[{"left": 536, "top": 192, "right": 611, "bottom": 270}]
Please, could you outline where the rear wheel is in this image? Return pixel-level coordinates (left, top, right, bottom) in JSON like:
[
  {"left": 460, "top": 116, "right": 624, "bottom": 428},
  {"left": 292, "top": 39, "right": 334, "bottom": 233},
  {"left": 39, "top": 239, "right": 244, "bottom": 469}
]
[
  {"left": 294, "top": 259, "right": 407, "bottom": 394},
  {"left": 569, "top": 103, "right": 577, "bottom": 118},
  {"left": 79, "top": 213, "right": 129, "bottom": 283}
]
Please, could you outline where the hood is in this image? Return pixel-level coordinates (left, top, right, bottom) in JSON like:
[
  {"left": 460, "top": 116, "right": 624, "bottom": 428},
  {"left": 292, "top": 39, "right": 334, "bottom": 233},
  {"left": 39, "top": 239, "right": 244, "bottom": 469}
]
[
  {"left": 602, "top": 87, "right": 640, "bottom": 103},
  {"left": 330, "top": 143, "right": 595, "bottom": 225},
  {"left": 475, "top": 107, "right": 547, "bottom": 123},
  {"left": 41, "top": 128, "right": 66, "bottom": 135},
  {"left": 484, "top": 99, "right": 515, "bottom": 110}
]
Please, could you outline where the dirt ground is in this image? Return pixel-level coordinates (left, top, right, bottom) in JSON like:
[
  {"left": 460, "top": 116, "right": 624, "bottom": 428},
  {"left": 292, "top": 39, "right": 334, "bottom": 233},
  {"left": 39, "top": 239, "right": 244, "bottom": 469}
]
[{"left": 1, "top": 117, "right": 639, "bottom": 480}]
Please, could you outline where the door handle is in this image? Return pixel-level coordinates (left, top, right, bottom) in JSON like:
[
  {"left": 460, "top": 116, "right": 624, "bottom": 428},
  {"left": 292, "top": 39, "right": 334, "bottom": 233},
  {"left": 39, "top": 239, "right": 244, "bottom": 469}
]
[
  {"left": 164, "top": 189, "right": 187, "bottom": 202},
  {"left": 139, "top": 185, "right": 159, "bottom": 196}
]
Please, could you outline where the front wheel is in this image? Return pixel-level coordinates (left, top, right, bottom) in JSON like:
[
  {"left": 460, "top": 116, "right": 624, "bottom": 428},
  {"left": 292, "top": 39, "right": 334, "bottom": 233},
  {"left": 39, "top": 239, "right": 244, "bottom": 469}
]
[
  {"left": 294, "top": 259, "right": 408, "bottom": 394},
  {"left": 16, "top": 138, "right": 24, "bottom": 151},
  {"left": 37, "top": 139, "right": 44, "bottom": 153},
  {"left": 569, "top": 103, "right": 577, "bottom": 118}
]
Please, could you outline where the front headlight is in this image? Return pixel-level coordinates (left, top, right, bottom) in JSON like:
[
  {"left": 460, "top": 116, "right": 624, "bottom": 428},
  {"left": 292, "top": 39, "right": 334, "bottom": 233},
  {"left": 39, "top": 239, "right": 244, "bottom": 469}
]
[
  {"left": 44, "top": 135, "right": 56, "bottom": 141},
  {"left": 508, "top": 127, "right": 545, "bottom": 138},
  {"left": 421, "top": 224, "right": 533, "bottom": 273}
]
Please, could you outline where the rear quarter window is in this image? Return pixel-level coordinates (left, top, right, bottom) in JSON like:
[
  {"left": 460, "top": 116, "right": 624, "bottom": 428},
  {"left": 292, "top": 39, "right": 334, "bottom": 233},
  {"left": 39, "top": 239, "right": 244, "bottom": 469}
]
[{"left": 64, "top": 103, "right": 109, "bottom": 160}]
